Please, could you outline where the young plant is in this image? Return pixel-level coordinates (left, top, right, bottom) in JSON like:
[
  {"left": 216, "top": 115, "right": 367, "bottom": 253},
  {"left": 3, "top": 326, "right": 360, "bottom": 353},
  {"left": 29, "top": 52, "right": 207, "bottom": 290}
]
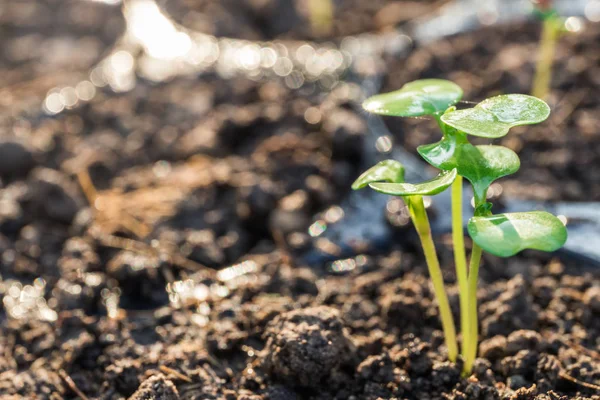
[
  {"left": 531, "top": 0, "right": 571, "bottom": 99},
  {"left": 354, "top": 79, "right": 567, "bottom": 375},
  {"left": 307, "top": 0, "right": 334, "bottom": 36}
]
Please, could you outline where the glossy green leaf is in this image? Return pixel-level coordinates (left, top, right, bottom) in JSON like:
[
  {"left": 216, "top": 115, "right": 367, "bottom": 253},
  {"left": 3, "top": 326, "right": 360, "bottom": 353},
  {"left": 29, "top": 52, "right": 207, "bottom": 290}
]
[
  {"left": 417, "top": 133, "right": 465, "bottom": 171},
  {"left": 369, "top": 169, "right": 457, "bottom": 197},
  {"left": 441, "top": 94, "right": 550, "bottom": 138},
  {"left": 468, "top": 211, "right": 567, "bottom": 257},
  {"left": 352, "top": 160, "right": 405, "bottom": 190},
  {"left": 418, "top": 139, "right": 520, "bottom": 205},
  {"left": 362, "top": 79, "right": 463, "bottom": 117}
]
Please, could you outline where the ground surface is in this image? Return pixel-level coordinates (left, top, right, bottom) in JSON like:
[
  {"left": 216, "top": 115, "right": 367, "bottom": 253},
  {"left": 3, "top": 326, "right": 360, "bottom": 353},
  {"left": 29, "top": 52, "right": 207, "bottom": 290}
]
[
  {"left": 1, "top": 2, "right": 600, "bottom": 400},
  {"left": 157, "top": 0, "right": 443, "bottom": 41}
]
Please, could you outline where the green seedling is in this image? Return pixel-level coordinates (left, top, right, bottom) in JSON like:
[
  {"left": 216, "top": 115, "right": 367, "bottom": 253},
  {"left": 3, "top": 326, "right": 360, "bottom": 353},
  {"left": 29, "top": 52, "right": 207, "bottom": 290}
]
[
  {"left": 531, "top": 0, "right": 578, "bottom": 99},
  {"left": 307, "top": 0, "right": 334, "bottom": 36},
  {"left": 354, "top": 79, "right": 567, "bottom": 375}
]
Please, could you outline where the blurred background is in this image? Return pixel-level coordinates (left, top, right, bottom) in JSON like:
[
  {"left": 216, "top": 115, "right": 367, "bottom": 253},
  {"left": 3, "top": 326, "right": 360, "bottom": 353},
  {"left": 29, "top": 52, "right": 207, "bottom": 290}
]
[
  {"left": 2, "top": 0, "right": 600, "bottom": 311},
  {"left": 1, "top": 0, "right": 600, "bottom": 313}
]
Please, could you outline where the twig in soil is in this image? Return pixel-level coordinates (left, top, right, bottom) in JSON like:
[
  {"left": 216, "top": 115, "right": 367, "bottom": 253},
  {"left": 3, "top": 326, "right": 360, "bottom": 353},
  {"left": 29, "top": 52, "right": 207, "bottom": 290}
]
[
  {"left": 77, "top": 168, "right": 99, "bottom": 203},
  {"left": 159, "top": 365, "right": 193, "bottom": 383},
  {"left": 549, "top": 344, "right": 600, "bottom": 391},
  {"left": 59, "top": 369, "right": 90, "bottom": 400},
  {"left": 77, "top": 157, "right": 218, "bottom": 239},
  {"left": 559, "top": 370, "right": 600, "bottom": 391},
  {"left": 562, "top": 339, "right": 600, "bottom": 362},
  {"left": 89, "top": 228, "right": 216, "bottom": 279},
  {"left": 77, "top": 169, "right": 152, "bottom": 238},
  {"left": 76, "top": 156, "right": 240, "bottom": 240}
]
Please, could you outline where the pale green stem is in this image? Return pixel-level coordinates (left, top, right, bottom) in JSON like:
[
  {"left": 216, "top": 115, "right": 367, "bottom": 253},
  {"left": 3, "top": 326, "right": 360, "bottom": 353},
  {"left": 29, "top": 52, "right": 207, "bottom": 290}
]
[
  {"left": 408, "top": 196, "right": 458, "bottom": 362},
  {"left": 532, "top": 16, "right": 560, "bottom": 99},
  {"left": 307, "top": 0, "right": 334, "bottom": 36},
  {"left": 451, "top": 176, "right": 470, "bottom": 361},
  {"left": 463, "top": 243, "right": 483, "bottom": 375}
]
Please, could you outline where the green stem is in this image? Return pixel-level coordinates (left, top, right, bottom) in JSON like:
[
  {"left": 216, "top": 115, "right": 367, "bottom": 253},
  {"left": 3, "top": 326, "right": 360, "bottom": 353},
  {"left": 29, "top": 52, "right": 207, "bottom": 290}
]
[
  {"left": 463, "top": 243, "right": 483, "bottom": 375},
  {"left": 532, "top": 16, "right": 560, "bottom": 99},
  {"left": 408, "top": 196, "right": 458, "bottom": 362},
  {"left": 451, "top": 176, "right": 470, "bottom": 361},
  {"left": 307, "top": 0, "right": 334, "bottom": 36}
]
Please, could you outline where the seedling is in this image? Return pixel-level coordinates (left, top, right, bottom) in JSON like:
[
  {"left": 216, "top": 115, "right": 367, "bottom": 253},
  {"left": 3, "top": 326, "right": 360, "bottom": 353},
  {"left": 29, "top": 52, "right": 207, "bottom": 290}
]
[
  {"left": 307, "top": 0, "right": 334, "bottom": 36},
  {"left": 354, "top": 79, "right": 567, "bottom": 375},
  {"left": 531, "top": 0, "right": 576, "bottom": 99}
]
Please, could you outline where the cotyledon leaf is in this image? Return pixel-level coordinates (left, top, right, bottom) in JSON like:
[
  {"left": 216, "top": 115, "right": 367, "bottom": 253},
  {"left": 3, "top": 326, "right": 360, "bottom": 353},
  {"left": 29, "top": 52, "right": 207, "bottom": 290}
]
[
  {"left": 362, "top": 79, "right": 463, "bottom": 117},
  {"left": 468, "top": 211, "right": 567, "bottom": 257},
  {"left": 440, "top": 94, "right": 550, "bottom": 138},
  {"left": 352, "top": 160, "right": 405, "bottom": 190},
  {"left": 369, "top": 169, "right": 457, "bottom": 197},
  {"left": 418, "top": 139, "right": 520, "bottom": 206}
]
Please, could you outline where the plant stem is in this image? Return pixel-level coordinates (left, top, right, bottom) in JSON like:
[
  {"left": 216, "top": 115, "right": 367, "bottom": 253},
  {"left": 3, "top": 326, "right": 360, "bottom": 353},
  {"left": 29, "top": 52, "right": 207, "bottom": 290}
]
[
  {"left": 307, "top": 0, "right": 334, "bottom": 36},
  {"left": 451, "top": 176, "right": 470, "bottom": 361},
  {"left": 532, "top": 16, "right": 561, "bottom": 99},
  {"left": 408, "top": 196, "right": 458, "bottom": 362},
  {"left": 463, "top": 243, "right": 483, "bottom": 375}
]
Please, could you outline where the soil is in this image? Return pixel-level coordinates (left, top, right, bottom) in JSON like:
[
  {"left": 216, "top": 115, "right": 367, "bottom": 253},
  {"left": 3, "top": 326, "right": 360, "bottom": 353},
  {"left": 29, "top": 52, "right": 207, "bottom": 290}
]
[
  {"left": 0, "top": 0, "right": 125, "bottom": 117},
  {"left": 1, "top": 3, "right": 600, "bottom": 400},
  {"left": 382, "top": 20, "right": 600, "bottom": 202},
  {"left": 3, "top": 237, "right": 600, "bottom": 399},
  {"left": 156, "top": 0, "right": 444, "bottom": 41}
]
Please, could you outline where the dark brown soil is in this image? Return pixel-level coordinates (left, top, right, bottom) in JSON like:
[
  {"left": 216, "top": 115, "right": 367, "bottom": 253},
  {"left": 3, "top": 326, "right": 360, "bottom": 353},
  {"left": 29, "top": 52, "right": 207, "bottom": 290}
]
[
  {"left": 382, "top": 21, "right": 600, "bottom": 202},
  {"left": 0, "top": 0, "right": 125, "bottom": 116},
  {"left": 156, "top": 0, "right": 443, "bottom": 41},
  {"left": 3, "top": 239, "right": 600, "bottom": 399},
  {"left": 1, "top": 4, "right": 600, "bottom": 400}
]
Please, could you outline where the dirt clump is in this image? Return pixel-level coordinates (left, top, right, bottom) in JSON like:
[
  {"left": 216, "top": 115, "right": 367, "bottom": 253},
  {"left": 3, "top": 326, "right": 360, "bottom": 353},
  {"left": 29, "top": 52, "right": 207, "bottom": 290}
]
[{"left": 262, "top": 306, "right": 355, "bottom": 387}]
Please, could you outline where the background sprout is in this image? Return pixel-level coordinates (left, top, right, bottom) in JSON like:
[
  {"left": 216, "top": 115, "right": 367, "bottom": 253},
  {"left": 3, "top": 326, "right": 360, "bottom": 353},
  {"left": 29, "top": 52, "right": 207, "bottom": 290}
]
[
  {"left": 531, "top": 0, "right": 566, "bottom": 99},
  {"left": 356, "top": 79, "right": 567, "bottom": 376},
  {"left": 307, "top": 0, "right": 334, "bottom": 36}
]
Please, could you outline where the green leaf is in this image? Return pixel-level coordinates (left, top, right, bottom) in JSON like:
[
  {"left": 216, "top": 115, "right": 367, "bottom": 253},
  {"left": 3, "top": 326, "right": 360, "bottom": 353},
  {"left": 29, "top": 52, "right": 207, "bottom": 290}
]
[
  {"left": 417, "top": 133, "right": 466, "bottom": 171},
  {"left": 468, "top": 211, "right": 567, "bottom": 257},
  {"left": 441, "top": 94, "right": 550, "bottom": 138},
  {"left": 362, "top": 79, "right": 463, "bottom": 117},
  {"left": 418, "top": 139, "right": 520, "bottom": 205},
  {"left": 352, "top": 160, "right": 405, "bottom": 190},
  {"left": 369, "top": 169, "right": 457, "bottom": 197}
]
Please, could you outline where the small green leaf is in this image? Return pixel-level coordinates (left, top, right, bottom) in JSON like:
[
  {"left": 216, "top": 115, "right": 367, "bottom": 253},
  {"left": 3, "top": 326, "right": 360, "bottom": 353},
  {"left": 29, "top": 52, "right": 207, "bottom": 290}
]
[
  {"left": 468, "top": 211, "right": 567, "bottom": 257},
  {"left": 418, "top": 139, "right": 520, "bottom": 205},
  {"left": 352, "top": 160, "right": 405, "bottom": 190},
  {"left": 369, "top": 169, "right": 457, "bottom": 197},
  {"left": 417, "top": 133, "right": 465, "bottom": 171},
  {"left": 441, "top": 94, "right": 550, "bottom": 138},
  {"left": 362, "top": 79, "right": 463, "bottom": 117}
]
